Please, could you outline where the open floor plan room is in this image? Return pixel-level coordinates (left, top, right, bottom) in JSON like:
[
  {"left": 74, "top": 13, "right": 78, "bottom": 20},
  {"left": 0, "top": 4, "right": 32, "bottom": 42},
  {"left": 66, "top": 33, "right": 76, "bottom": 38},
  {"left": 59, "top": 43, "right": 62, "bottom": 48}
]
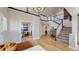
[{"left": 0, "top": 7, "right": 79, "bottom": 51}]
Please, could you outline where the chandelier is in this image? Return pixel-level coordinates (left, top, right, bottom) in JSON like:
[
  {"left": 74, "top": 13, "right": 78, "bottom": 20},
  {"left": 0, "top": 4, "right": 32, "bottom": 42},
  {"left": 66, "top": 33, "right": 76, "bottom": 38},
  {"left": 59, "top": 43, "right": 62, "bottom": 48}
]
[{"left": 33, "top": 7, "right": 45, "bottom": 13}]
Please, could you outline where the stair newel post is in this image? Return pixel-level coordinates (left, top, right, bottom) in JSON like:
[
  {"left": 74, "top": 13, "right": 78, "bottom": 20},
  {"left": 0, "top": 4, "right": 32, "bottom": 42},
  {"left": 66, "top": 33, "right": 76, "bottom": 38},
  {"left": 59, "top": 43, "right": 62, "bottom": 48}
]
[
  {"left": 62, "top": 19, "right": 64, "bottom": 28},
  {"left": 55, "top": 29, "right": 57, "bottom": 41}
]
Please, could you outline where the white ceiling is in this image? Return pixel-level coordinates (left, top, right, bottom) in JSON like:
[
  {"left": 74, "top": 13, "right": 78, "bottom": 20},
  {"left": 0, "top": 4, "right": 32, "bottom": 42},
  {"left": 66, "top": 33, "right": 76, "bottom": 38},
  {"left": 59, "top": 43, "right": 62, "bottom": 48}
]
[
  {"left": 74, "top": 8, "right": 79, "bottom": 13},
  {"left": 13, "top": 7, "right": 63, "bottom": 16}
]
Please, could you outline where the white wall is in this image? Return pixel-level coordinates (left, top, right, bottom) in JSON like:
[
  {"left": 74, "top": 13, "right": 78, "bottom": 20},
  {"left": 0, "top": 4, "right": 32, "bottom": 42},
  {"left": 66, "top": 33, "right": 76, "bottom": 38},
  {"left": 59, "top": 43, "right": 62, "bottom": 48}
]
[
  {"left": 63, "top": 19, "right": 72, "bottom": 27},
  {"left": 65, "top": 7, "right": 77, "bottom": 49},
  {"left": 0, "top": 7, "right": 8, "bottom": 44},
  {"left": 77, "top": 16, "right": 79, "bottom": 44},
  {"left": 32, "top": 22, "right": 40, "bottom": 40},
  {"left": 8, "top": 9, "right": 41, "bottom": 41},
  {"left": 0, "top": 8, "right": 8, "bottom": 17},
  {"left": 0, "top": 7, "right": 8, "bottom": 32},
  {"left": 0, "top": 8, "right": 22, "bottom": 44},
  {"left": 39, "top": 20, "right": 42, "bottom": 36},
  {"left": 28, "top": 24, "right": 32, "bottom": 33},
  {"left": 0, "top": 7, "right": 42, "bottom": 44}
]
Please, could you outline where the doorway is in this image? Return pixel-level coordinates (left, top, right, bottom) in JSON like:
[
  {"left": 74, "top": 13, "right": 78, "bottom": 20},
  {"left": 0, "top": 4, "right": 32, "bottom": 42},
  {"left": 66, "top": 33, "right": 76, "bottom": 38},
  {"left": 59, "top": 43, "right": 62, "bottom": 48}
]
[
  {"left": 21, "top": 22, "right": 32, "bottom": 42},
  {"left": 45, "top": 26, "right": 48, "bottom": 35},
  {"left": 42, "top": 24, "right": 49, "bottom": 36}
]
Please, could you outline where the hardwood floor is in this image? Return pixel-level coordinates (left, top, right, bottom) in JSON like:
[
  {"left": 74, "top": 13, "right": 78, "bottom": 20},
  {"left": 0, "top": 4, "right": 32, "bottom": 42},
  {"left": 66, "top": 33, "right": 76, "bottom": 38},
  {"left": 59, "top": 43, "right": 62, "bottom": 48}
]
[
  {"left": 22, "top": 36, "right": 32, "bottom": 42},
  {"left": 31, "top": 35, "right": 73, "bottom": 51},
  {"left": 16, "top": 35, "right": 73, "bottom": 51}
]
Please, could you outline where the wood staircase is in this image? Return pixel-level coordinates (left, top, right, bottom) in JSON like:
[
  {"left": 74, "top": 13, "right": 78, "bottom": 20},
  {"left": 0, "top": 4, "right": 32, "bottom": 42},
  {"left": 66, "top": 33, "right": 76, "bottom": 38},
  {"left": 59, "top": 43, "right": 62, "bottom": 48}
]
[{"left": 57, "top": 27, "right": 72, "bottom": 44}]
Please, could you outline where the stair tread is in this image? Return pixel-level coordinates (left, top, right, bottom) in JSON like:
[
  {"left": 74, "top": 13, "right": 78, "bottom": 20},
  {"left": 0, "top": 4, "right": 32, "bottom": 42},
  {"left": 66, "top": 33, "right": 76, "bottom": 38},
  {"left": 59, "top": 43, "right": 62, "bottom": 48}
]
[
  {"left": 57, "top": 27, "right": 71, "bottom": 43},
  {"left": 57, "top": 37, "right": 69, "bottom": 40}
]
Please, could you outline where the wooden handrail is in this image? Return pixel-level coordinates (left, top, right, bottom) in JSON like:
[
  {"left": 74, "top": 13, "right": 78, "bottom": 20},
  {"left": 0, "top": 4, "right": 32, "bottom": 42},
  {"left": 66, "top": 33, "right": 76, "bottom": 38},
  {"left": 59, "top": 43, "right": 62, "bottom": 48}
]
[
  {"left": 8, "top": 7, "right": 47, "bottom": 18},
  {"left": 53, "top": 20, "right": 60, "bottom": 25},
  {"left": 55, "top": 19, "right": 63, "bottom": 30}
]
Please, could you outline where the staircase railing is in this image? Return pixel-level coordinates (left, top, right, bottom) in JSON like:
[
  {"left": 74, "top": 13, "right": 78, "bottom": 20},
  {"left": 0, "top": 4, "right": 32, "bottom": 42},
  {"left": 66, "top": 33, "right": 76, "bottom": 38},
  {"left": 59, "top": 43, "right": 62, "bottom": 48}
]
[
  {"left": 39, "top": 14, "right": 64, "bottom": 40},
  {"left": 54, "top": 19, "right": 63, "bottom": 40},
  {"left": 52, "top": 14, "right": 64, "bottom": 40}
]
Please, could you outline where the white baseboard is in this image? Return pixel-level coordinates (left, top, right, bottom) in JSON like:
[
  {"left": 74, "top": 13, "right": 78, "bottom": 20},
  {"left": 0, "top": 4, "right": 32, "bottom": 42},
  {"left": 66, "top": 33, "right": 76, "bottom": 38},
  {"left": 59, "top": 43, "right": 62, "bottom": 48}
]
[
  {"left": 33, "top": 37, "right": 40, "bottom": 40},
  {"left": 69, "top": 45, "right": 77, "bottom": 50}
]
